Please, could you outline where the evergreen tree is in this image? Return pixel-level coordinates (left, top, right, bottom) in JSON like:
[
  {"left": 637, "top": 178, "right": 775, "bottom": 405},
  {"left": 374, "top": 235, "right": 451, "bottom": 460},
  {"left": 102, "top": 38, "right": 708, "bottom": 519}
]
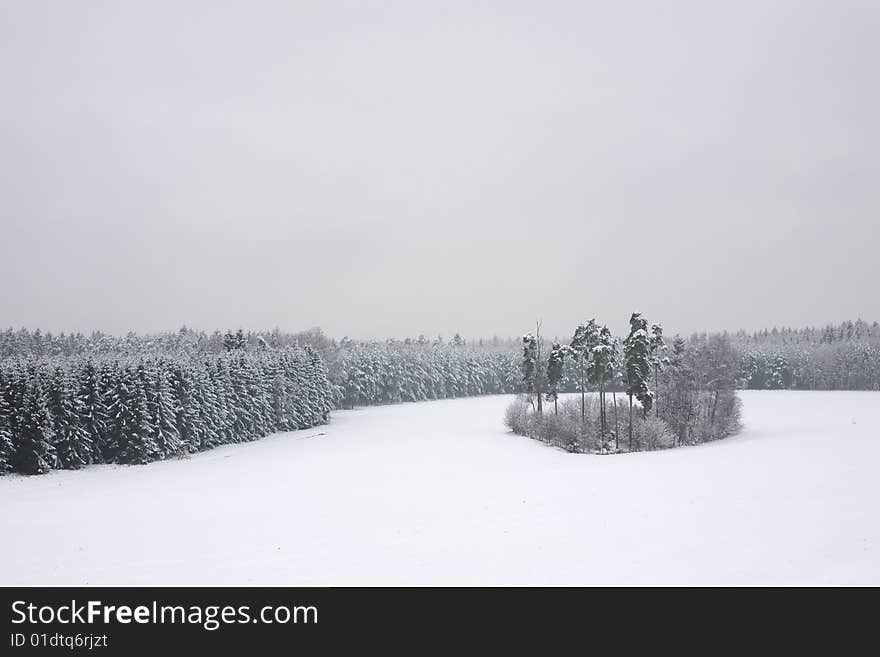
[
  {"left": 105, "top": 362, "right": 132, "bottom": 462},
  {"left": 148, "top": 362, "right": 184, "bottom": 457},
  {"left": 570, "top": 319, "right": 600, "bottom": 420},
  {"left": 170, "top": 363, "right": 204, "bottom": 451},
  {"left": 670, "top": 335, "right": 686, "bottom": 367},
  {"left": 115, "top": 368, "right": 158, "bottom": 464},
  {"left": 521, "top": 329, "right": 544, "bottom": 414},
  {"left": 649, "top": 323, "right": 669, "bottom": 414},
  {"left": 48, "top": 366, "right": 92, "bottom": 469},
  {"left": 545, "top": 342, "right": 568, "bottom": 415},
  {"left": 77, "top": 359, "right": 109, "bottom": 463},
  {"left": 0, "top": 369, "right": 15, "bottom": 474},
  {"left": 13, "top": 378, "right": 56, "bottom": 474},
  {"left": 589, "top": 327, "right": 618, "bottom": 447},
  {"left": 223, "top": 330, "right": 238, "bottom": 352},
  {"left": 623, "top": 312, "right": 653, "bottom": 450}
]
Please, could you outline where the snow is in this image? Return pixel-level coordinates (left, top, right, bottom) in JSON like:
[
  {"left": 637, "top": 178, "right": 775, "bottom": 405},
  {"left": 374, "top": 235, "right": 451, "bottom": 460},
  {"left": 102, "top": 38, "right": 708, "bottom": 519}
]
[{"left": 1, "top": 391, "right": 878, "bottom": 585}]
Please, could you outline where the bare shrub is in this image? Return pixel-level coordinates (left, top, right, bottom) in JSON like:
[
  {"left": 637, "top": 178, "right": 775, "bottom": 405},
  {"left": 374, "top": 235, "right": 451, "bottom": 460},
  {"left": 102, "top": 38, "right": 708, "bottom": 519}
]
[
  {"left": 503, "top": 391, "right": 727, "bottom": 455},
  {"left": 631, "top": 415, "right": 675, "bottom": 451},
  {"left": 504, "top": 395, "right": 532, "bottom": 436}
]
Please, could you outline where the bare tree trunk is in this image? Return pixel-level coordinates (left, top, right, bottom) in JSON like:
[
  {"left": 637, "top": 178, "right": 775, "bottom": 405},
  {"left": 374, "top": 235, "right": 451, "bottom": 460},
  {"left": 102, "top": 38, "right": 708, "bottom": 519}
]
[
  {"left": 613, "top": 391, "right": 619, "bottom": 450},
  {"left": 580, "top": 357, "right": 585, "bottom": 422},
  {"left": 535, "top": 321, "right": 543, "bottom": 415},
  {"left": 654, "top": 367, "right": 659, "bottom": 416},
  {"left": 628, "top": 394, "right": 633, "bottom": 451}
]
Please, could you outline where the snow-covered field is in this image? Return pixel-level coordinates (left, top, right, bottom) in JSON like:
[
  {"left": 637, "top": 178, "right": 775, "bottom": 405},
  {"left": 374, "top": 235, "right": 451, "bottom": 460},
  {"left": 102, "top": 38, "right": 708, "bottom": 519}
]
[{"left": 1, "top": 391, "right": 877, "bottom": 585}]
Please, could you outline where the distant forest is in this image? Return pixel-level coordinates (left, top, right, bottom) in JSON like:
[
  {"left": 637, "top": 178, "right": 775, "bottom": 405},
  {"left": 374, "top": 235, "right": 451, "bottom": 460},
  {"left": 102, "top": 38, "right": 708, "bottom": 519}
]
[{"left": 2, "top": 319, "right": 878, "bottom": 394}]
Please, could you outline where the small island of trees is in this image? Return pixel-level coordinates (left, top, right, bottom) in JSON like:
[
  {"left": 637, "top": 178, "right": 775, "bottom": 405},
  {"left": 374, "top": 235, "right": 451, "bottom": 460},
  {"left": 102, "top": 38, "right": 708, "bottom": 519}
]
[{"left": 506, "top": 312, "right": 742, "bottom": 453}]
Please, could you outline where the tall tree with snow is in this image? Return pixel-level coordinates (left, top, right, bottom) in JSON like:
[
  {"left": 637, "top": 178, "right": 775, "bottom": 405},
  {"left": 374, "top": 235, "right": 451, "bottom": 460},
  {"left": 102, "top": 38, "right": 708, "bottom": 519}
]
[
  {"left": 521, "top": 334, "right": 538, "bottom": 412},
  {"left": 77, "top": 359, "right": 109, "bottom": 463},
  {"left": 649, "top": 323, "right": 669, "bottom": 414},
  {"left": 623, "top": 312, "right": 654, "bottom": 449},
  {"left": 545, "top": 342, "right": 570, "bottom": 416},
  {"left": 48, "top": 366, "right": 93, "bottom": 469},
  {"left": 147, "top": 363, "right": 184, "bottom": 457},
  {"left": 0, "top": 369, "right": 15, "bottom": 474},
  {"left": 13, "top": 378, "right": 57, "bottom": 475},
  {"left": 589, "top": 326, "right": 619, "bottom": 448},
  {"left": 570, "top": 319, "right": 600, "bottom": 420},
  {"left": 521, "top": 325, "right": 545, "bottom": 414},
  {"left": 117, "top": 368, "right": 158, "bottom": 464}
]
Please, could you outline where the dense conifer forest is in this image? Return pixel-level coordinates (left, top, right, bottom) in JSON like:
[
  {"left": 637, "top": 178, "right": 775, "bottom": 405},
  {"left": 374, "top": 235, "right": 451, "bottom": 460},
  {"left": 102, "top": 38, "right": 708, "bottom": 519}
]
[{"left": 0, "top": 338, "right": 332, "bottom": 475}]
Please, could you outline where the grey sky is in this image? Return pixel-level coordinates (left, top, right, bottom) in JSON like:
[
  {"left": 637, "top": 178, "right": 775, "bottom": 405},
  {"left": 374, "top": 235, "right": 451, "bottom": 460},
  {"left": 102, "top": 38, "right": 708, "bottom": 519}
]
[{"left": 1, "top": 0, "right": 878, "bottom": 340}]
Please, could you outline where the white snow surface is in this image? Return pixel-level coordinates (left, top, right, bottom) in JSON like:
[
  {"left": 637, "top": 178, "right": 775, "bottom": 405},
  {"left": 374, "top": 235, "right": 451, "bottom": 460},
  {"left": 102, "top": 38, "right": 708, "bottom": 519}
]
[{"left": 1, "top": 391, "right": 878, "bottom": 585}]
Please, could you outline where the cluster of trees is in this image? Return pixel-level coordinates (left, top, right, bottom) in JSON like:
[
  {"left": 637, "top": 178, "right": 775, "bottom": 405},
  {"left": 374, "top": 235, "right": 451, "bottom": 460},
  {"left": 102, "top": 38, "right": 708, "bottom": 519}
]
[
  {"left": 0, "top": 347, "right": 332, "bottom": 476},
  {"left": 730, "top": 320, "right": 880, "bottom": 390},
  {"left": 510, "top": 313, "right": 741, "bottom": 453},
  {"left": 326, "top": 341, "right": 523, "bottom": 408}
]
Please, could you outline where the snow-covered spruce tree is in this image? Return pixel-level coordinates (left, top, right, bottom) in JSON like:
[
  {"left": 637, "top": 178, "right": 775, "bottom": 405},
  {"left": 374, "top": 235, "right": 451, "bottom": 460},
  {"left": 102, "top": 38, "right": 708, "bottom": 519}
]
[
  {"left": 77, "top": 359, "right": 109, "bottom": 463},
  {"left": 623, "top": 312, "right": 653, "bottom": 450},
  {"left": 670, "top": 335, "right": 686, "bottom": 367},
  {"left": 100, "top": 361, "right": 124, "bottom": 462},
  {"left": 246, "top": 355, "right": 274, "bottom": 437},
  {"left": 307, "top": 347, "right": 332, "bottom": 424},
  {"left": 211, "top": 357, "right": 237, "bottom": 443},
  {"left": 107, "top": 365, "right": 156, "bottom": 464},
  {"left": 267, "top": 356, "right": 288, "bottom": 431},
  {"left": 194, "top": 359, "right": 222, "bottom": 448},
  {"left": 48, "top": 365, "right": 93, "bottom": 469},
  {"left": 229, "top": 355, "right": 257, "bottom": 440},
  {"left": 116, "top": 367, "right": 159, "bottom": 464},
  {"left": 0, "top": 368, "right": 15, "bottom": 474},
  {"left": 280, "top": 352, "right": 306, "bottom": 429},
  {"left": 570, "top": 319, "right": 600, "bottom": 420},
  {"left": 13, "top": 378, "right": 57, "bottom": 475},
  {"left": 147, "top": 361, "right": 184, "bottom": 458},
  {"left": 190, "top": 362, "right": 219, "bottom": 451},
  {"left": 223, "top": 331, "right": 237, "bottom": 352},
  {"left": 169, "top": 362, "right": 202, "bottom": 451}
]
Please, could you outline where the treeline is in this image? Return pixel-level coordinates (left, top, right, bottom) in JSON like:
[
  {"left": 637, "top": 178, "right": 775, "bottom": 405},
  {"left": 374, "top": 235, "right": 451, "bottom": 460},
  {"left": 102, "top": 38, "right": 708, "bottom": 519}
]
[
  {"left": 325, "top": 341, "right": 522, "bottom": 408},
  {"left": 729, "top": 320, "right": 880, "bottom": 390},
  {"left": 0, "top": 326, "right": 514, "bottom": 360},
  {"left": 0, "top": 326, "right": 338, "bottom": 359},
  {"left": 508, "top": 314, "right": 741, "bottom": 453},
  {"left": 0, "top": 347, "right": 332, "bottom": 476}
]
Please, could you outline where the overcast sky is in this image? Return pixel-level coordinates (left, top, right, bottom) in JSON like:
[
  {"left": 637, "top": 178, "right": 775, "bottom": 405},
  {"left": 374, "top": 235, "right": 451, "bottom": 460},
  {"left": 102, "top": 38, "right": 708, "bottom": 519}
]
[{"left": 1, "top": 1, "right": 878, "bottom": 340}]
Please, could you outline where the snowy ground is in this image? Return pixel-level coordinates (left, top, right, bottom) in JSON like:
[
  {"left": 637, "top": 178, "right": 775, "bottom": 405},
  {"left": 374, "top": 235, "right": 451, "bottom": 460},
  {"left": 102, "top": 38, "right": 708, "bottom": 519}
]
[{"left": 1, "top": 391, "right": 878, "bottom": 585}]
